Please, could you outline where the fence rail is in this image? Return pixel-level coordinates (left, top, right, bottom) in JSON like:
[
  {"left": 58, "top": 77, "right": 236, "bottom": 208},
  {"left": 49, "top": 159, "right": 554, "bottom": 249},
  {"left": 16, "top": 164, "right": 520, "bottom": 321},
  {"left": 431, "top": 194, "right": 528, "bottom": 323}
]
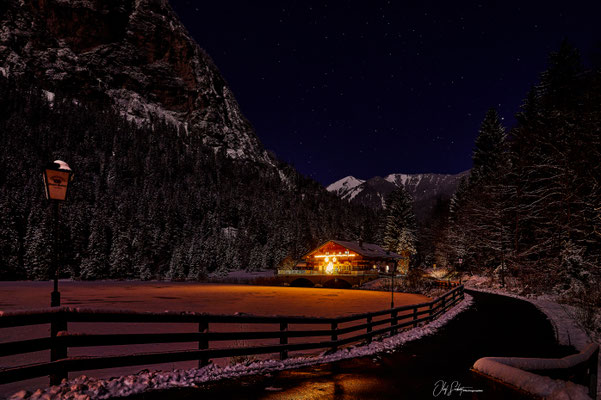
[{"left": 0, "top": 285, "right": 464, "bottom": 386}]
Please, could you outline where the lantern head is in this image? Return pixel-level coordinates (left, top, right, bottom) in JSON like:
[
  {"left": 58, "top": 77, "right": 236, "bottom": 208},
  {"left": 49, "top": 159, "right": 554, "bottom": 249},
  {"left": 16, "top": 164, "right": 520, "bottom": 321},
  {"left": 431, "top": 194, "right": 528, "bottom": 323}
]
[{"left": 43, "top": 160, "right": 73, "bottom": 201}]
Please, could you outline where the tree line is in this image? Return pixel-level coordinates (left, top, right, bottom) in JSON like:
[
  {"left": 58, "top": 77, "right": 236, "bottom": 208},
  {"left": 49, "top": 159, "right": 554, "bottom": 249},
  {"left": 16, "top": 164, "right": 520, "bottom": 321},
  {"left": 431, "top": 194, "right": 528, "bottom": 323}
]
[{"left": 435, "top": 42, "right": 600, "bottom": 296}]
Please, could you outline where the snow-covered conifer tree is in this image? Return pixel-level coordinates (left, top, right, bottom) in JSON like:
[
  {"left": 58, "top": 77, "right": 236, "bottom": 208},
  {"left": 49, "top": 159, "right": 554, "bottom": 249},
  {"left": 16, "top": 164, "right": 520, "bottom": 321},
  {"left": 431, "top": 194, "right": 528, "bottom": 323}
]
[{"left": 382, "top": 187, "right": 417, "bottom": 256}]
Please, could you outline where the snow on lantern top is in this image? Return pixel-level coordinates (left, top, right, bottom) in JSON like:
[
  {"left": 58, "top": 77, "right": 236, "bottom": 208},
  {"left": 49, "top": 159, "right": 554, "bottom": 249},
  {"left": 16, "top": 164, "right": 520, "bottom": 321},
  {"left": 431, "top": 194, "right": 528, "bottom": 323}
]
[{"left": 43, "top": 160, "right": 74, "bottom": 201}]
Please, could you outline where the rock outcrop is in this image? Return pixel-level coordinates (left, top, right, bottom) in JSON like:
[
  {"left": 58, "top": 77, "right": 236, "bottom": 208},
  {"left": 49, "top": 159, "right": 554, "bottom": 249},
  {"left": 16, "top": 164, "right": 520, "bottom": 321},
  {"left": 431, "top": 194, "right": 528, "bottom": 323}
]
[{"left": 0, "top": 0, "right": 269, "bottom": 163}]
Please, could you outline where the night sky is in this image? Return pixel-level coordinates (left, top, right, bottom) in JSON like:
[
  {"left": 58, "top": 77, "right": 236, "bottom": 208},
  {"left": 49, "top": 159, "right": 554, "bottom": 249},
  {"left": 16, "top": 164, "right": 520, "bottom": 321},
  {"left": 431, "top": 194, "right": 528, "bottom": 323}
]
[{"left": 169, "top": 1, "right": 600, "bottom": 186}]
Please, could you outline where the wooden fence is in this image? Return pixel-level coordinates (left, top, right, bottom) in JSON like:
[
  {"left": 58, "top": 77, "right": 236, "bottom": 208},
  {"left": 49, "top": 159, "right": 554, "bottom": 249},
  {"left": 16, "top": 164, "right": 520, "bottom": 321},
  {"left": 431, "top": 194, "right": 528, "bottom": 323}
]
[{"left": 0, "top": 285, "right": 464, "bottom": 386}]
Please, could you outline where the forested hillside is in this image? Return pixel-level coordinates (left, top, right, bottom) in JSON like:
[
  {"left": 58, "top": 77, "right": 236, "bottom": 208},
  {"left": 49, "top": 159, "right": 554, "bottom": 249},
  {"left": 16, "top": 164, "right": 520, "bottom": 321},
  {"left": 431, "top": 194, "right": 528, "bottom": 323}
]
[
  {"left": 438, "top": 42, "right": 601, "bottom": 295},
  {"left": 0, "top": 77, "right": 378, "bottom": 280}
]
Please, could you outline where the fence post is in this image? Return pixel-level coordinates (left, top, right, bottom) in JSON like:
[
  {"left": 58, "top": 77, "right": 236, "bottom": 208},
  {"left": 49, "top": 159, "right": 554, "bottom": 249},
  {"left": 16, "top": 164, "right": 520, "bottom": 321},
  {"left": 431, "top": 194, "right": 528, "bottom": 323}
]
[
  {"left": 588, "top": 347, "right": 598, "bottom": 399},
  {"left": 280, "top": 322, "right": 288, "bottom": 360},
  {"left": 412, "top": 306, "right": 418, "bottom": 328},
  {"left": 331, "top": 322, "right": 338, "bottom": 352},
  {"left": 50, "top": 310, "right": 68, "bottom": 386},
  {"left": 366, "top": 315, "right": 372, "bottom": 343},
  {"left": 391, "top": 309, "right": 398, "bottom": 335},
  {"left": 452, "top": 289, "right": 456, "bottom": 305},
  {"left": 198, "top": 319, "right": 209, "bottom": 368},
  {"left": 442, "top": 295, "right": 447, "bottom": 313}
]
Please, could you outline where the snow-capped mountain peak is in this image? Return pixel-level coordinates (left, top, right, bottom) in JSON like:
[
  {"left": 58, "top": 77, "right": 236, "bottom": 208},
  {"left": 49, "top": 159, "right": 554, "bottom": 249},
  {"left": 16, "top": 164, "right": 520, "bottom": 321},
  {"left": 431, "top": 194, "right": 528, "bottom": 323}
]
[{"left": 326, "top": 176, "right": 365, "bottom": 199}]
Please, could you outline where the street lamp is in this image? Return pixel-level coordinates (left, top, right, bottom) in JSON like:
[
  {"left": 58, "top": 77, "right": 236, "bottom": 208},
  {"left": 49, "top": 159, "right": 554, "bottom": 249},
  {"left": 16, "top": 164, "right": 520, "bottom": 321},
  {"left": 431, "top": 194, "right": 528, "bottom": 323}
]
[
  {"left": 387, "top": 264, "right": 396, "bottom": 309},
  {"left": 43, "top": 160, "right": 73, "bottom": 307}
]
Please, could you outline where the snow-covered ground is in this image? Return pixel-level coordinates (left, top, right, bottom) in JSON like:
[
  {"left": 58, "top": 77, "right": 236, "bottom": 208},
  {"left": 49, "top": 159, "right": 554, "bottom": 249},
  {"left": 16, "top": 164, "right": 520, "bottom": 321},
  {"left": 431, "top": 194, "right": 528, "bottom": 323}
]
[
  {"left": 464, "top": 276, "right": 600, "bottom": 399},
  {"left": 0, "top": 281, "right": 430, "bottom": 398},
  {"left": 0, "top": 280, "right": 428, "bottom": 315},
  {"left": 7, "top": 294, "right": 473, "bottom": 400}
]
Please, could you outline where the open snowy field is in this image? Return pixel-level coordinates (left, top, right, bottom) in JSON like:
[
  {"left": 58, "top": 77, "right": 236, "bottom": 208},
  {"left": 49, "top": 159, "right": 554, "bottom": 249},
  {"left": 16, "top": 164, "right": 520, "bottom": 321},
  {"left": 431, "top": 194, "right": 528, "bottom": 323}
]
[
  {"left": 0, "top": 281, "right": 429, "bottom": 397},
  {"left": 0, "top": 280, "right": 428, "bottom": 315}
]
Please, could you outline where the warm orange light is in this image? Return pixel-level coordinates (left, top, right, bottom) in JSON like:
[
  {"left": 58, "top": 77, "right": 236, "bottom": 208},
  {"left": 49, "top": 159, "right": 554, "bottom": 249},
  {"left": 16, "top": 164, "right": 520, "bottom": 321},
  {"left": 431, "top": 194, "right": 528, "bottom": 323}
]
[
  {"left": 314, "top": 254, "right": 355, "bottom": 258},
  {"left": 326, "top": 262, "right": 334, "bottom": 274},
  {"left": 43, "top": 160, "right": 73, "bottom": 201}
]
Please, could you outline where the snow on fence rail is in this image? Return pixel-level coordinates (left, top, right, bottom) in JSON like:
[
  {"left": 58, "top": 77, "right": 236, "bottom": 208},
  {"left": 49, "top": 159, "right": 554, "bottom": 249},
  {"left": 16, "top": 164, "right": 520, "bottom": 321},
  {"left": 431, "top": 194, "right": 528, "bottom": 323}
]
[
  {"left": 0, "top": 285, "right": 464, "bottom": 387},
  {"left": 472, "top": 341, "right": 598, "bottom": 399}
]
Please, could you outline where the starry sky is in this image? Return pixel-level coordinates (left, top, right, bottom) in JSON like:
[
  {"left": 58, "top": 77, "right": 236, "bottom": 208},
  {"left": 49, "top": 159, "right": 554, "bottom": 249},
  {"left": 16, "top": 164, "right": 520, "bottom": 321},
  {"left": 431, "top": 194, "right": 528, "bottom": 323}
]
[{"left": 169, "top": 1, "right": 601, "bottom": 186}]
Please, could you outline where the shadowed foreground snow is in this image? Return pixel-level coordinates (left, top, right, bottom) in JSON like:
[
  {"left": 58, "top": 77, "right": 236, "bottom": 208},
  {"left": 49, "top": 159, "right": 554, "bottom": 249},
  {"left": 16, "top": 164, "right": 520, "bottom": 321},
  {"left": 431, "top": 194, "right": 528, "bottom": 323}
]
[{"left": 8, "top": 295, "right": 473, "bottom": 400}]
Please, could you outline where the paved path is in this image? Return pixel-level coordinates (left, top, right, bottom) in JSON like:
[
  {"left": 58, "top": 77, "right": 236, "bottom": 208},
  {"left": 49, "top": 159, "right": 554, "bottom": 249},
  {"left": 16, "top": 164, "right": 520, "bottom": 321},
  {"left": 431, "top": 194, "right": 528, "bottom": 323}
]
[{"left": 128, "top": 290, "right": 575, "bottom": 399}]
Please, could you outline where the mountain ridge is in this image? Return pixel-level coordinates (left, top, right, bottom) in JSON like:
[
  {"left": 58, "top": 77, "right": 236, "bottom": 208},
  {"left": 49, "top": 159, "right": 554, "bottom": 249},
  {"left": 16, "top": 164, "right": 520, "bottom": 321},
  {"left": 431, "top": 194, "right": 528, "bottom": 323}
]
[{"left": 328, "top": 170, "right": 470, "bottom": 220}]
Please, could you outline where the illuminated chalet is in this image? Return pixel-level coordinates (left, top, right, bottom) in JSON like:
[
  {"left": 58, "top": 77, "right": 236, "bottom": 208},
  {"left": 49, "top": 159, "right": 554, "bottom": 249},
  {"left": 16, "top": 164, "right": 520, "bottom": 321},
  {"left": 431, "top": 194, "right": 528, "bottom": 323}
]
[{"left": 293, "top": 240, "right": 408, "bottom": 275}]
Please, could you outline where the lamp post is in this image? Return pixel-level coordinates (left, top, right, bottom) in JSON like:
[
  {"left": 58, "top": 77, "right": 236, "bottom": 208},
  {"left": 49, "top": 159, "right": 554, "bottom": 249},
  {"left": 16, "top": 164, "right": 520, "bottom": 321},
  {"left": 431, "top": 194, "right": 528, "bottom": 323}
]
[
  {"left": 386, "top": 264, "right": 395, "bottom": 309},
  {"left": 43, "top": 160, "right": 73, "bottom": 307}
]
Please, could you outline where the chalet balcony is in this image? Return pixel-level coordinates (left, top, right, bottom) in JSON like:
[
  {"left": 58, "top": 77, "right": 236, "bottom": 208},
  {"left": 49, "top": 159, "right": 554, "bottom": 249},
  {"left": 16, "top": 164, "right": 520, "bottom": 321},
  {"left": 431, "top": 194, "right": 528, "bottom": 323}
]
[{"left": 277, "top": 269, "right": 380, "bottom": 276}]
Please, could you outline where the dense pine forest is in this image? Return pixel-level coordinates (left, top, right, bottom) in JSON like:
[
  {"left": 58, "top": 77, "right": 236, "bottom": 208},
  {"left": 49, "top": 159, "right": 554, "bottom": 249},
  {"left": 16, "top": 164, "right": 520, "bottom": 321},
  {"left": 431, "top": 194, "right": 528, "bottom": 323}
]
[
  {"left": 436, "top": 42, "right": 601, "bottom": 297},
  {"left": 0, "top": 76, "right": 378, "bottom": 280}
]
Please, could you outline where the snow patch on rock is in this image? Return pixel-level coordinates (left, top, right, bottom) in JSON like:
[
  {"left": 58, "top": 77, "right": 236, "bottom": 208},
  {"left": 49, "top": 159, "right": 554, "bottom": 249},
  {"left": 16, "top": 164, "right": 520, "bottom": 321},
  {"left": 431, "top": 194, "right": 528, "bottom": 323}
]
[
  {"left": 345, "top": 185, "right": 364, "bottom": 201},
  {"left": 277, "top": 169, "right": 291, "bottom": 188},
  {"left": 43, "top": 90, "right": 55, "bottom": 104},
  {"left": 226, "top": 148, "right": 246, "bottom": 159}
]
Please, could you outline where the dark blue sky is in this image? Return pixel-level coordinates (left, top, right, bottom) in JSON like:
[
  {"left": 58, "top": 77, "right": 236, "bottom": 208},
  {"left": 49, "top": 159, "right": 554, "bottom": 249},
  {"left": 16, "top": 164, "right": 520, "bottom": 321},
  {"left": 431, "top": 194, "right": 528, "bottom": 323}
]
[{"left": 169, "top": 1, "right": 600, "bottom": 185}]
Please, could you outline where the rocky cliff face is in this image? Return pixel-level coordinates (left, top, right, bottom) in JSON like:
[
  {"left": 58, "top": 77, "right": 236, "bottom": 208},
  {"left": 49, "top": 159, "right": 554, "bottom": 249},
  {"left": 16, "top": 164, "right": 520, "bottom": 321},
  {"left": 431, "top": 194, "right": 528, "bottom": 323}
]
[
  {"left": 0, "top": 0, "right": 269, "bottom": 163},
  {"left": 328, "top": 171, "right": 470, "bottom": 221}
]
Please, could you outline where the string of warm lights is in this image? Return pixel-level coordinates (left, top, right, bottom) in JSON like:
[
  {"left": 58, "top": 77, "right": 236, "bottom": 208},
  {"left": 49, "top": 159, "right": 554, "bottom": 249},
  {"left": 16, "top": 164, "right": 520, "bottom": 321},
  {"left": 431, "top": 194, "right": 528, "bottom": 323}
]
[{"left": 314, "top": 254, "right": 356, "bottom": 258}]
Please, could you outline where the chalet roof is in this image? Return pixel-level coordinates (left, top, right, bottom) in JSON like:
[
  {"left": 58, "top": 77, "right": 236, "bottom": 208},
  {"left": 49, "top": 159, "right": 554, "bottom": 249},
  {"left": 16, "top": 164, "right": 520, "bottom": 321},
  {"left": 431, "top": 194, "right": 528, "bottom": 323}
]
[{"left": 308, "top": 240, "right": 404, "bottom": 260}]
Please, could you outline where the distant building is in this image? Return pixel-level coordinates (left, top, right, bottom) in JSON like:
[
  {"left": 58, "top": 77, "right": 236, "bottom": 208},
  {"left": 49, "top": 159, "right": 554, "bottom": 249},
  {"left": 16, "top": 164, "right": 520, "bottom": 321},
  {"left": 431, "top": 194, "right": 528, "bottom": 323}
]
[{"left": 286, "top": 240, "right": 407, "bottom": 275}]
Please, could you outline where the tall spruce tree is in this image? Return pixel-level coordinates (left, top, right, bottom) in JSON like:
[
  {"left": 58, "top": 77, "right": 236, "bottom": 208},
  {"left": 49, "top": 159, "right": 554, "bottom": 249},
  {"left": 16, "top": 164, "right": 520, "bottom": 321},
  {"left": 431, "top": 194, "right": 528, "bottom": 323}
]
[
  {"left": 470, "top": 108, "right": 507, "bottom": 185},
  {"left": 446, "top": 108, "right": 510, "bottom": 278},
  {"left": 382, "top": 187, "right": 417, "bottom": 256}
]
